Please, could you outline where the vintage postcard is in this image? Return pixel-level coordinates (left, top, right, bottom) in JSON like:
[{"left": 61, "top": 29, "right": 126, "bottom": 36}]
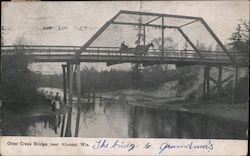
[{"left": 0, "top": 1, "right": 249, "bottom": 156}]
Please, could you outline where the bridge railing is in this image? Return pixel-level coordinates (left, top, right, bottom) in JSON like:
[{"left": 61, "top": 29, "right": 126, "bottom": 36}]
[
  {"left": 1, "top": 45, "right": 81, "bottom": 55},
  {"left": 1, "top": 45, "right": 248, "bottom": 63}
]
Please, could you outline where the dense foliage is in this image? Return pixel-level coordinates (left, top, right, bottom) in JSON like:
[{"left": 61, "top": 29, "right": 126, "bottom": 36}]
[
  {"left": 227, "top": 19, "right": 249, "bottom": 103},
  {"left": 39, "top": 65, "right": 200, "bottom": 94},
  {"left": 228, "top": 19, "right": 249, "bottom": 53},
  {"left": 2, "top": 44, "right": 40, "bottom": 110}
]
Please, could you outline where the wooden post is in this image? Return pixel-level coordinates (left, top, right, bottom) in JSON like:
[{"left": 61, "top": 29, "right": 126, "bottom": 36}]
[
  {"left": 65, "top": 63, "right": 73, "bottom": 137},
  {"left": 161, "top": 16, "right": 164, "bottom": 58},
  {"left": 100, "top": 97, "right": 103, "bottom": 106},
  {"left": 93, "top": 92, "right": 96, "bottom": 104},
  {"left": 232, "top": 67, "right": 238, "bottom": 104},
  {"left": 68, "top": 63, "right": 74, "bottom": 108},
  {"left": 62, "top": 65, "right": 67, "bottom": 104},
  {"left": 60, "top": 64, "right": 67, "bottom": 137},
  {"left": 206, "top": 67, "right": 210, "bottom": 99},
  {"left": 74, "top": 63, "right": 81, "bottom": 137},
  {"left": 203, "top": 67, "right": 207, "bottom": 99},
  {"left": 60, "top": 114, "right": 66, "bottom": 137},
  {"left": 217, "top": 66, "right": 222, "bottom": 94},
  {"left": 75, "top": 107, "right": 81, "bottom": 137},
  {"left": 87, "top": 93, "right": 90, "bottom": 102},
  {"left": 75, "top": 63, "right": 81, "bottom": 106}
]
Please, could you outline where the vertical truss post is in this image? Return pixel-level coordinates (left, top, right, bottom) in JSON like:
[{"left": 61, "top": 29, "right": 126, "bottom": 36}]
[
  {"left": 161, "top": 16, "right": 165, "bottom": 59},
  {"left": 143, "top": 26, "right": 146, "bottom": 46},
  {"left": 74, "top": 62, "right": 81, "bottom": 137}
]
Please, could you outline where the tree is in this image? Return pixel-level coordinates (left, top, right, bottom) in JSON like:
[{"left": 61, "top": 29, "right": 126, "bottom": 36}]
[
  {"left": 196, "top": 40, "right": 207, "bottom": 51},
  {"left": 152, "top": 37, "right": 177, "bottom": 52},
  {"left": 151, "top": 37, "right": 178, "bottom": 71},
  {"left": 228, "top": 19, "right": 249, "bottom": 53},
  {"left": 227, "top": 19, "right": 249, "bottom": 103},
  {"left": 130, "top": 63, "right": 144, "bottom": 89},
  {"left": 2, "top": 37, "right": 40, "bottom": 110}
]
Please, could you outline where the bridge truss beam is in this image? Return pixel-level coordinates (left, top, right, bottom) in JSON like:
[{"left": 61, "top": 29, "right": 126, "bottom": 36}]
[{"left": 77, "top": 10, "right": 238, "bottom": 65}]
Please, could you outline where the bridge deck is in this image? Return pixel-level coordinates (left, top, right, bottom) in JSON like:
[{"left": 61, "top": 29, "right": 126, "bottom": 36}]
[{"left": 1, "top": 46, "right": 248, "bottom": 66}]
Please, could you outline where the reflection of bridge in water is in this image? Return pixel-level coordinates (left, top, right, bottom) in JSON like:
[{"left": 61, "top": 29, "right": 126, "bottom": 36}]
[{"left": 1, "top": 10, "right": 249, "bottom": 137}]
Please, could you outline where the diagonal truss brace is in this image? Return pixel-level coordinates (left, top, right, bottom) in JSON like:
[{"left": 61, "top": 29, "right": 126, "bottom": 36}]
[
  {"left": 75, "top": 11, "right": 122, "bottom": 57},
  {"left": 177, "top": 27, "right": 204, "bottom": 59},
  {"left": 199, "top": 18, "right": 235, "bottom": 64}
]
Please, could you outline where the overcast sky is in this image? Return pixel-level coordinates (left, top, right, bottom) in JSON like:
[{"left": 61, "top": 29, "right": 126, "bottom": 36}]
[{"left": 2, "top": 1, "right": 249, "bottom": 74}]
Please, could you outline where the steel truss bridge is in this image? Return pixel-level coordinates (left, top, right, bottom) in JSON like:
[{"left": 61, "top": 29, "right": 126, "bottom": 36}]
[{"left": 2, "top": 10, "right": 248, "bottom": 67}]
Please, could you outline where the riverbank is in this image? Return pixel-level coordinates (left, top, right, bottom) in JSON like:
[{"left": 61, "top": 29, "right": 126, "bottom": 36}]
[
  {"left": 101, "top": 89, "right": 248, "bottom": 123},
  {"left": 130, "top": 100, "right": 248, "bottom": 123}
]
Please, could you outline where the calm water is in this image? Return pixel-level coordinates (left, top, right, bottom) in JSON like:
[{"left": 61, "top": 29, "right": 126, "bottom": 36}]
[
  {"left": 3, "top": 96, "right": 248, "bottom": 139},
  {"left": 2, "top": 87, "right": 248, "bottom": 139}
]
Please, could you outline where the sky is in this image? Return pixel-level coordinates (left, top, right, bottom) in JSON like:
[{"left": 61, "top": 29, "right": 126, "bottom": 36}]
[{"left": 1, "top": 1, "right": 249, "bottom": 74}]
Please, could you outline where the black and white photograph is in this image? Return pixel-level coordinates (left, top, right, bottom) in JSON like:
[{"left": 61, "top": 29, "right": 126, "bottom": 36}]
[{"left": 1, "top": 1, "right": 249, "bottom": 142}]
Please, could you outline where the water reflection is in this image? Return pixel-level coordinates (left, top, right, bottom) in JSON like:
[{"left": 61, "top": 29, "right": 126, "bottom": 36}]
[
  {"left": 3, "top": 113, "right": 62, "bottom": 137},
  {"left": 3, "top": 95, "right": 247, "bottom": 139},
  {"left": 128, "top": 106, "right": 247, "bottom": 139}
]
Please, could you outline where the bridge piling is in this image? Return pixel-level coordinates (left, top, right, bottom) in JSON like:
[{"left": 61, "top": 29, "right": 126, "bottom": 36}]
[
  {"left": 74, "top": 62, "right": 81, "bottom": 137},
  {"left": 202, "top": 65, "right": 244, "bottom": 104},
  {"left": 232, "top": 67, "right": 239, "bottom": 104},
  {"left": 65, "top": 62, "right": 73, "bottom": 137},
  {"left": 217, "top": 66, "right": 222, "bottom": 94},
  {"left": 60, "top": 64, "right": 67, "bottom": 137},
  {"left": 202, "top": 66, "right": 210, "bottom": 99}
]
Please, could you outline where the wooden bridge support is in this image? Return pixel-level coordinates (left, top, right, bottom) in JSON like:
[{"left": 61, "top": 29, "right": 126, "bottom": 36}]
[
  {"left": 203, "top": 66, "right": 210, "bottom": 99},
  {"left": 202, "top": 66, "right": 242, "bottom": 104},
  {"left": 62, "top": 62, "right": 82, "bottom": 137},
  {"left": 217, "top": 66, "right": 222, "bottom": 94},
  {"left": 62, "top": 65, "right": 67, "bottom": 104},
  {"left": 232, "top": 67, "right": 239, "bottom": 104},
  {"left": 202, "top": 66, "right": 225, "bottom": 100},
  {"left": 60, "top": 65, "right": 67, "bottom": 137},
  {"left": 74, "top": 62, "right": 81, "bottom": 137},
  {"left": 65, "top": 62, "right": 73, "bottom": 137}
]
